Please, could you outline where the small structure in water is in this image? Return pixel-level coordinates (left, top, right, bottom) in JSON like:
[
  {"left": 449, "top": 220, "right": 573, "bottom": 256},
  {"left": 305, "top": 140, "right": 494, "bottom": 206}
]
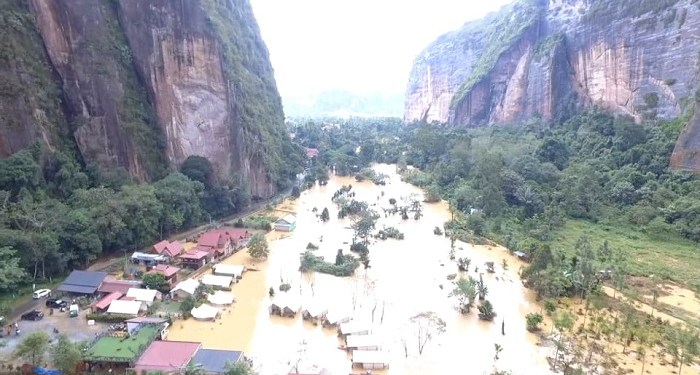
[
  {"left": 274, "top": 214, "right": 297, "bottom": 231},
  {"left": 322, "top": 309, "right": 351, "bottom": 328},
  {"left": 345, "top": 334, "right": 380, "bottom": 351},
  {"left": 351, "top": 350, "right": 388, "bottom": 370},
  {"left": 513, "top": 251, "right": 531, "bottom": 262},
  {"left": 301, "top": 305, "right": 328, "bottom": 324},
  {"left": 339, "top": 320, "right": 371, "bottom": 337},
  {"left": 486, "top": 262, "right": 495, "bottom": 273},
  {"left": 269, "top": 297, "right": 300, "bottom": 318}
]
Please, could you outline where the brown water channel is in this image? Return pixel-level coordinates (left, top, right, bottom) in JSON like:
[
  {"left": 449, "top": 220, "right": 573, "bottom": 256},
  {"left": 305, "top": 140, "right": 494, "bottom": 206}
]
[{"left": 169, "top": 164, "right": 554, "bottom": 374}]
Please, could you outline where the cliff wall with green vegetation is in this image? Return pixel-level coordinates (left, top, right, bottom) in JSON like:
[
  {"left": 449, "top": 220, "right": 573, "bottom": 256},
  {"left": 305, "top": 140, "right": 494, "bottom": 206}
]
[
  {"left": 0, "top": 0, "right": 299, "bottom": 196},
  {"left": 405, "top": 0, "right": 700, "bottom": 170}
]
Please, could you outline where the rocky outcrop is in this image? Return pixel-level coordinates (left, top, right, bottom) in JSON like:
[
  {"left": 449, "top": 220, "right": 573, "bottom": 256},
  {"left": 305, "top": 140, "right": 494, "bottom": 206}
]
[
  {"left": 405, "top": 0, "right": 700, "bottom": 168},
  {"left": 0, "top": 0, "right": 289, "bottom": 196}
]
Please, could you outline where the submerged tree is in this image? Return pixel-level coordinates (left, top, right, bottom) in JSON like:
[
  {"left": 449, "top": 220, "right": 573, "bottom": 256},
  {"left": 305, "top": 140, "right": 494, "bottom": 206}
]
[
  {"left": 410, "top": 311, "right": 447, "bottom": 355},
  {"left": 478, "top": 300, "right": 496, "bottom": 321},
  {"left": 476, "top": 274, "right": 488, "bottom": 300},
  {"left": 248, "top": 233, "right": 269, "bottom": 260},
  {"left": 452, "top": 277, "right": 477, "bottom": 314}
]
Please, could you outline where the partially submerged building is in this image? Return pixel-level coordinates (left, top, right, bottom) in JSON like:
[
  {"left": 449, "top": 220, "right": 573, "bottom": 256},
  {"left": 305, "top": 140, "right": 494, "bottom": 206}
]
[
  {"left": 133, "top": 341, "right": 201, "bottom": 374},
  {"left": 191, "top": 348, "right": 244, "bottom": 374},
  {"left": 351, "top": 350, "right": 388, "bottom": 370}
]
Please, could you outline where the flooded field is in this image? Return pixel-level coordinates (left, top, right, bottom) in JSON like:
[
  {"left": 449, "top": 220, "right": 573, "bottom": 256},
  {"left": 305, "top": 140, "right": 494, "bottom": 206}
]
[{"left": 169, "top": 164, "right": 553, "bottom": 374}]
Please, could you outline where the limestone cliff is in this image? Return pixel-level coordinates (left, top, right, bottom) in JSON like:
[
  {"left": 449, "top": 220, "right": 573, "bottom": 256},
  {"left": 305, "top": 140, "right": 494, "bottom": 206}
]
[
  {"left": 405, "top": 0, "right": 700, "bottom": 168},
  {"left": 0, "top": 0, "right": 291, "bottom": 197}
]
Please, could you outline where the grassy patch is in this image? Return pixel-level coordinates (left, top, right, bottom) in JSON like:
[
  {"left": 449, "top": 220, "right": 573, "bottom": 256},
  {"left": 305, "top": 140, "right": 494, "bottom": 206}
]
[
  {"left": 551, "top": 219, "right": 700, "bottom": 288},
  {"left": 83, "top": 324, "right": 160, "bottom": 362}
]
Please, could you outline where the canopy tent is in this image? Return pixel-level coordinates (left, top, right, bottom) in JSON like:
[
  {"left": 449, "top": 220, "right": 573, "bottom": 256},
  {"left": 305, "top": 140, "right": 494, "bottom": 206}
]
[
  {"left": 191, "top": 304, "right": 220, "bottom": 320},
  {"left": 207, "top": 291, "right": 235, "bottom": 305},
  {"left": 106, "top": 300, "right": 141, "bottom": 316},
  {"left": 171, "top": 279, "right": 200, "bottom": 296},
  {"left": 201, "top": 274, "right": 233, "bottom": 289},
  {"left": 213, "top": 264, "right": 245, "bottom": 278}
]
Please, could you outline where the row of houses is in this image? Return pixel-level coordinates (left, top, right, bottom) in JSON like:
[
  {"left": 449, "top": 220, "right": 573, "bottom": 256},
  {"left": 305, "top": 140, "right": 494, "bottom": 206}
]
[{"left": 83, "top": 321, "right": 246, "bottom": 374}]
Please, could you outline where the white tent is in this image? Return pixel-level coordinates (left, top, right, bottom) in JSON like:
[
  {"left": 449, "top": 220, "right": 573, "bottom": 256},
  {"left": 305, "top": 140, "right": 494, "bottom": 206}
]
[
  {"left": 207, "top": 291, "right": 235, "bottom": 305},
  {"left": 352, "top": 350, "right": 388, "bottom": 370},
  {"left": 339, "top": 320, "right": 371, "bottom": 336},
  {"left": 171, "top": 279, "right": 199, "bottom": 296},
  {"left": 346, "top": 335, "right": 380, "bottom": 351},
  {"left": 191, "top": 304, "right": 220, "bottom": 320},
  {"left": 106, "top": 300, "right": 141, "bottom": 316},
  {"left": 201, "top": 274, "right": 233, "bottom": 289},
  {"left": 213, "top": 264, "right": 245, "bottom": 278},
  {"left": 126, "top": 288, "right": 159, "bottom": 303}
]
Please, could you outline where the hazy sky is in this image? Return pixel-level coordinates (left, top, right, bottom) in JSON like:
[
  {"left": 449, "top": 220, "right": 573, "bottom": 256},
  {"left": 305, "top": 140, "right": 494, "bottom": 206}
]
[{"left": 249, "top": 0, "right": 514, "bottom": 97}]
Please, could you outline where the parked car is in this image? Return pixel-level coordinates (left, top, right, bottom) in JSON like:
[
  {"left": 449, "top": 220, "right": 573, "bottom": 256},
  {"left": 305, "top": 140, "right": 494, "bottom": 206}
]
[
  {"left": 20, "top": 310, "right": 44, "bottom": 321},
  {"left": 46, "top": 299, "right": 68, "bottom": 309},
  {"left": 32, "top": 289, "right": 51, "bottom": 299}
]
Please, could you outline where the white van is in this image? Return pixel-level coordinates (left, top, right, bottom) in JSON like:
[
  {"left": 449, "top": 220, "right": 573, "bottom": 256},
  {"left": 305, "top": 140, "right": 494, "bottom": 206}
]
[{"left": 32, "top": 289, "right": 51, "bottom": 299}]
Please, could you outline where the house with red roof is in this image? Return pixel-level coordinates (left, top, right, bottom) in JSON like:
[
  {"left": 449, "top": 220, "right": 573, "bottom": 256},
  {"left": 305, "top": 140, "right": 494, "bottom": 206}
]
[
  {"left": 152, "top": 240, "right": 183, "bottom": 259},
  {"left": 197, "top": 227, "right": 252, "bottom": 259},
  {"left": 177, "top": 249, "right": 211, "bottom": 269},
  {"left": 97, "top": 278, "right": 142, "bottom": 296},
  {"left": 304, "top": 147, "right": 319, "bottom": 158},
  {"left": 134, "top": 341, "right": 201, "bottom": 373},
  {"left": 147, "top": 264, "right": 180, "bottom": 286}
]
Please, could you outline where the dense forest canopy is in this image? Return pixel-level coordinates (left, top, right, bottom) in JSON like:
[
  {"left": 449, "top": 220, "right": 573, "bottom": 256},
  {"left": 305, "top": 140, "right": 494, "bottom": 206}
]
[
  {"left": 0, "top": 142, "right": 304, "bottom": 292},
  {"left": 290, "top": 112, "right": 700, "bottom": 294}
]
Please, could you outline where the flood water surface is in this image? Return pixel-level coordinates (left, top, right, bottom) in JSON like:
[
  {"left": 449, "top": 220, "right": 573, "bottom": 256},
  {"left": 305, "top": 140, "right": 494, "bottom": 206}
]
[{"left": 170, "top": 164, "right": 554, "bottom": 375}]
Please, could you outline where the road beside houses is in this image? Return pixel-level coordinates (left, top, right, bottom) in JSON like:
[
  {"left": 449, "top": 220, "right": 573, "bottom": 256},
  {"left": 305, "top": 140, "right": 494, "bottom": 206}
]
[{"left": 5, "top": 189, "right": 293, "bottom": 324}]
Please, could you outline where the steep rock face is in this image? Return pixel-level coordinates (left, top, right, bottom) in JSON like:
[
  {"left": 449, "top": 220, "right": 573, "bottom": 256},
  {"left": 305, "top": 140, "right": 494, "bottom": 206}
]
[
  {"left": 0, "top": 0, "right": 70, "bottom": 158},
  {"left": 0, "top": 0, "right": 288, "bottom": 196},
  {"left": 27, "top": 0, "right": 165, "bottom": 180},
  {"left": 405, "top": 0, "right": 700, "bottom": 168}
]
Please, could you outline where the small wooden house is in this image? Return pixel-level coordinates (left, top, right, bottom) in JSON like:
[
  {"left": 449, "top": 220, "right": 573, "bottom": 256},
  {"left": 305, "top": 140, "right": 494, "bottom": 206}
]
[
  {"left": 322, "top": 310, "right": 351, "bottom": 328},
  {"left": 302, "top": 305, "right": 328, "bottom": 324},
  {"left": 274, "top": 214, "right": 297, "bottom": 231}
]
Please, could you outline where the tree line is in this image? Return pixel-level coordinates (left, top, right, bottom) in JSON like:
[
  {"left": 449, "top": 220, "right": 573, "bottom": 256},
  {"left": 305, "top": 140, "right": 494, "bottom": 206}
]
[{"left": 0, "top": 142, "right": 304, "bottom": 293}]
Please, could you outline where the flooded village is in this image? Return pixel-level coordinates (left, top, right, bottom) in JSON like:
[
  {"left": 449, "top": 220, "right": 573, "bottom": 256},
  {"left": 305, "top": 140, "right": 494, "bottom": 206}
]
[{"left": 3, "top": 164, "right": 699, "bottom": 374}]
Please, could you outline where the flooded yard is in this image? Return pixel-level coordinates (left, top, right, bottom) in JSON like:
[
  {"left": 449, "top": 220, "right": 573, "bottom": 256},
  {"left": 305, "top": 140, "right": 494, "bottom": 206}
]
[{"left": 169, "top": 164, "right": 556, "bottom": 374}]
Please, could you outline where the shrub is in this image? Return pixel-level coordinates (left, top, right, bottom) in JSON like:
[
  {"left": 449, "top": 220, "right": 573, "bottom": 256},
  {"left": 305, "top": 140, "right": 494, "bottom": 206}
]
[
  {"left": 433, "top": 226, "right": 443, "bottom": 235},
  {"left": 376, "top": 226, "right": 404, "bottom": 240},
  {"left": 279, "top": 283, "right": 291, "bottom": 292},
  {"left": 349, "top": 243, "right": 369, "bottom": 253},
  {"left": 525, "top": 312, "right": 543, "bottom": 332},
  {"left": 306, "top": 242, "right": 319, "bottom": 250},
  {"left": 86, "top": 313, "right": 132, "bottom": 323},
  {"left": 478, "top": 300, "right": 496, "bottom": 321},
  {"left": 299, "top": 250, "right": 360, "bottom": 277}
]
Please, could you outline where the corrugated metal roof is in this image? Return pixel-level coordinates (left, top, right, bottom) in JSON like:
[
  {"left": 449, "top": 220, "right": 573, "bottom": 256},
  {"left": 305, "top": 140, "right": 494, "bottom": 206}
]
[
  {"left": 134, "top": 341, "right": 201, "bottom": 372},
  {"left": 93, "top": 291, "right": 123, "bottom": 310},
  {"left": 58, "top": 270, "right": 107, "bottom": 294},
  {"left": 191, "top": 348, "right": 242, "bottom": 373}
]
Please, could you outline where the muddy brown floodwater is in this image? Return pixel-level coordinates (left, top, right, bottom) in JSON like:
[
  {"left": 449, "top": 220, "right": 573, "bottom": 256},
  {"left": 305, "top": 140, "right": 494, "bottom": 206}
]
[{"left": 169, "top": 164, "right": 555, "bottom": 375}]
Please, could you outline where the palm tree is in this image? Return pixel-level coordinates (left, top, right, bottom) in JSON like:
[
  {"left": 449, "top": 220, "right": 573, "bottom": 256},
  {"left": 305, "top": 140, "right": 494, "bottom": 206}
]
[
  {"left": 476, "top": 274, "right": 488, "bottom": 300},
  {"left": 478, "top": 300, "right": 496, "bottom": 321}
]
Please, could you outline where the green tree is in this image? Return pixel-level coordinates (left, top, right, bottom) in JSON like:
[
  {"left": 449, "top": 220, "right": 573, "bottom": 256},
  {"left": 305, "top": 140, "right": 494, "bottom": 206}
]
[
  {"left": 51, "top": 334, "right": 81, "bottom": 375},
  {"left": 666, "top": 326, "right": 700, "bottom": 375},
  {"left": 351, "top": 210, "right": 379, "bottom": 245},
  {"left": 452, "top": 277, "right": 477, "bottom": 314},
  {"left": 536, "top": 138, "right": 569, "bottom": 170},
  {"left": 142, "top": 273, "right": 167, "bottom": 290},
  {"left": 182, "top": 362, "right": 207, "bottom": 375},
  {"left": 291, "top": 186, "right": 301, "bottom": 198},
  {"left": 154, "top": 172, "right": 204, "bottom": 234},
  {"left": 180, "top": 155, "right": 214, "bottom": 186},
  {"left": 477, "top": 300, "right": 496, "bottom": 321},
  {"left": 223, "top": 360, "right": 257, "bottom": 375},
  {"left": 180, "top": 296, "right": 197, "bottom": 318},
  {"left": 0, "top": 246, "right": 26, "bottom": 292},
  {"left": 320, "top": 207, "right": 330, "bottom": 222},
  {"left": 14, "top": 331, "right": 49, "bottom": 366},
  {"left": 525, "top": 313, "right": 543, "bottom": 332},
  {"left": 476, "top": 274, "right": 488, "bottom": 300},
  {"left": 248, "top": 234, "right": 269, "bottom": 260}
]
